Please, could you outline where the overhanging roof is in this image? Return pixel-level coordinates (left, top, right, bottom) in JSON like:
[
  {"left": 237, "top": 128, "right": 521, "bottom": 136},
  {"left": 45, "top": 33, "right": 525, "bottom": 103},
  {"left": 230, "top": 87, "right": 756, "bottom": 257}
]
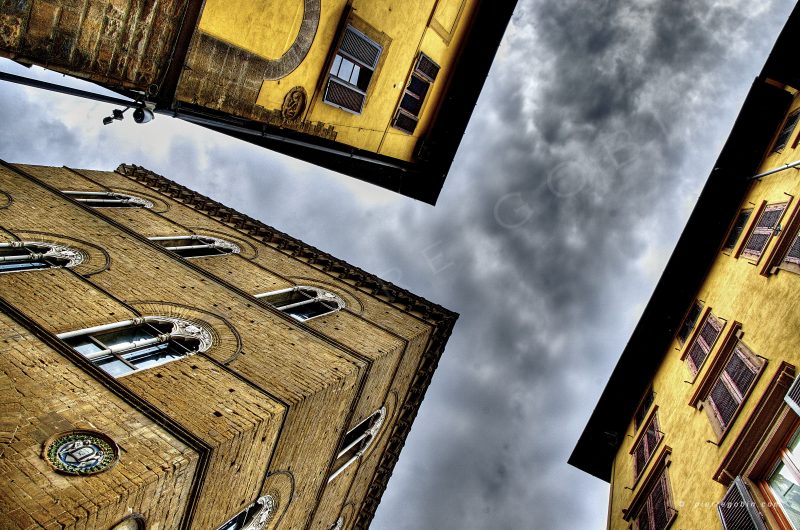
[{"left": 568, "top": 3, "right": 800, "bottom": 482}]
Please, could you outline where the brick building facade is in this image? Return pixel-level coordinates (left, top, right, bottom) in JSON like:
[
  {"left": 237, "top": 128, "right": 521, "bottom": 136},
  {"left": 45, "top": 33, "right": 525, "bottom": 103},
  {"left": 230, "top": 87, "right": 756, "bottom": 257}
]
[{"left": 0, "top": 162, "right": 456, "bottom": 529}]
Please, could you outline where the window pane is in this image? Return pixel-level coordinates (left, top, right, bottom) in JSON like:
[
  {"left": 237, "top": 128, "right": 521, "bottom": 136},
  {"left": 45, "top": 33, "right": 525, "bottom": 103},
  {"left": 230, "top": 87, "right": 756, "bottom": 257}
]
[
  {"left": 407, "top": 75, "right": 429, "bottom": 99},
  {"left": 152, "top": 237, "right": 195, "bottom": 247},
  {"left": 123, "top": 343, "right": 184, "bottom": 371},
  {"left": 355, "top": 67, "right": 373, "bottom": 92},
  {"left": 264, "top": 289, "right": 314, "bottom": 308},
  {"left": 349, "top": 64, "right": 361, "bottom": 85},
  {"left": 95, "top": 357, "right": 134, "bottom": 377},
  {"left": 0, "top": 260, "right": 48, "bottom": 272},
  {"left": 337, "top": 58, "right": 355, "bottom": 82},
  {"left": 69, "top": 337, "right": 104, "bottom": 356},
  {"left": 287, "top": 301, "right": 333, "bottom": 321},
  {"left": 769, "top": 462, "right": 800, "bottom": 528},
  {"left": 95, "top": 326, "right": 159, "bottom": 349},
  {"left": 0, "top": 247, "right": 32, "bottom": 259},
  {"left": 330, "top": 55, "right": 342, "bottom": 75},
  {"left": 400, "top": 93, "right": 423, "bottom": 116},
  {"left": 174, "top": 246, "right": 226, "bottom": 259}
]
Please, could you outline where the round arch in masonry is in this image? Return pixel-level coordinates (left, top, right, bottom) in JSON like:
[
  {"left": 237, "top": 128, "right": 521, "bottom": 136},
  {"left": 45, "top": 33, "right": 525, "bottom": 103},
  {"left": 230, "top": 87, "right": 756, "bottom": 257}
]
[
  {"left": 57, "top": 317, "right": 213, "bottom": 378},
  {"left": 0, "top": 241, "right": 85, "bottom": 273},
  {"left": 255, "top": 286, "right": 346, "bottom": 321}
]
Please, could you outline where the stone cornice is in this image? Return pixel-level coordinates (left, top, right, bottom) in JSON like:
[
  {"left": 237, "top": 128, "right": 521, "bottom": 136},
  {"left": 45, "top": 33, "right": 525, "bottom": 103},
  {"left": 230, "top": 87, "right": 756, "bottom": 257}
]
[{"left": 115, "top": 163, "right": 458, "bottom": 528}]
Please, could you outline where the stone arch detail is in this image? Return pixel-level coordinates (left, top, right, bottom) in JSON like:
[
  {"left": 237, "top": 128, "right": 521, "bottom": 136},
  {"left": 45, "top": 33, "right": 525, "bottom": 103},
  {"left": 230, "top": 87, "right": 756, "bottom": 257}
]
[{"left": 128, "top": 301, "right": 243, "bottom": 364}]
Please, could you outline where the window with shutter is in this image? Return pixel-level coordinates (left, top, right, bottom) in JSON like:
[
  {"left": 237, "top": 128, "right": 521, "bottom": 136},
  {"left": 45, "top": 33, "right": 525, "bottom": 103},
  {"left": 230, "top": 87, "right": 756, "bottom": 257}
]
[
  {"left": 723, "top": 209, "right": 753, "bottom": 251},
  {"left": 683, "top": 312, "right": 723, "bottom": 376},
  {"left": 773, "top": 108, "right": 800, "bottom": 153},
  {"left": 632, "top": 412, "right": 662, "bottom": 480},
  {"left": 704, "top": 342, "right": 764, "bottom": 437},
  {"left": 741, "top": 202, "right": 788, "bottom": 260},
  {"left": 718, "top": 477, "right": 767, "bottom": 530},
  {"left": 323, "top": 26, "right": 383, "bottom": 114},
  {"left": 392, "top": 53, "right": 441, "bottom": 135},
  {"left": 633, "top": 471, "right": 675, "bottom": 530}
]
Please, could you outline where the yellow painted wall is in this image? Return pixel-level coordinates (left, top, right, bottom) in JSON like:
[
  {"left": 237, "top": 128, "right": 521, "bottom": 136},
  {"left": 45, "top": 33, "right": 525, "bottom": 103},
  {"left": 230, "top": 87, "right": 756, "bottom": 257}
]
[
  {"left": 193, "top": 0, "right": 479, "bottom": 162},
  {"left": 609, "top": 91, "right": 800, "bottom": 530}
]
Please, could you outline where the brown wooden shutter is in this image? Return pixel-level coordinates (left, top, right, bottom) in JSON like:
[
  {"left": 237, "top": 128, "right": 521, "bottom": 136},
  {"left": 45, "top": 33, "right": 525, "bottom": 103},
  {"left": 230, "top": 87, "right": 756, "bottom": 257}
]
[
  {"left": 341, "top": 27, "right": 382, "bottom": 68},
  {"left": 725, "top": 346, "right": 758, "bottom": 398},
  {"left": 324, "top": 79, "right": 366, "bottom": 114},
  {"left": 784, "top": 232, "right": 800, "bottom": 265},
  {"left": 634, "top": 441, "right": 647, "bottom": 477},
  {"left": 686, "top": 313, "right": 722, "bottom": 375},
  {"left": 785, "top": 376, "right": 800, "bottom": 416},
  {"left": 718, "top": 477, "right": 767, "bottom": 530},
  {"left": 635, "top": 472, "right": 674, "bottom": 530},
  {"left": 650, "top": 475, "right": 670, "bottom": 530},
  {"left": 742, "top": 203, "right": 787, "bottom": 260},
  {"left": 416, "top": 53, "right": 441, "bottom": 81},
  {"left": 709, "top": 378, "right": 739, "bottom": 429}
]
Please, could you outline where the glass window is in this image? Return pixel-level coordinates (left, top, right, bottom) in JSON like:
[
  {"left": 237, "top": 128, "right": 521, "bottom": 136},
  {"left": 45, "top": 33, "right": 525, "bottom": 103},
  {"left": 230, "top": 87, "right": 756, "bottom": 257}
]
[
  {"left": 58, "top": 317, "right": 212, "bottom": 378},
  {"left": 149, "top": 235, "right": 240, "bottom": 259},
  {"left": 63, "top": 190, "right": 153, "bottom": 208},
  {"left": 768, "top": 432, "right": 800, "bottom": 528},
  {"left": 256, "top": 286, "right": 345, "bottom": 322},
  {"left": 392, "top": 54, "right": 440, "bottom": 135},
  {"left": 323, "top": 25, "right": 383, "bottom": 114},
  {"left": 0, "top": 241, "right": 83, "bottom": 273},
  {"left": 215, "top": 496, "right": 275, "bottom": 530},
  {"left": 329, "top": 408, "right": 386, "bottom": 482}
]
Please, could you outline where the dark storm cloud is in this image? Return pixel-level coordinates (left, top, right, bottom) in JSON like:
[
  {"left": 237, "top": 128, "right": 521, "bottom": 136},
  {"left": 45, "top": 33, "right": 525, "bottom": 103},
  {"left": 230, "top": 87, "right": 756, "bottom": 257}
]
[{"left": 0, "top": 1, "right": 796, "bottom": 529}]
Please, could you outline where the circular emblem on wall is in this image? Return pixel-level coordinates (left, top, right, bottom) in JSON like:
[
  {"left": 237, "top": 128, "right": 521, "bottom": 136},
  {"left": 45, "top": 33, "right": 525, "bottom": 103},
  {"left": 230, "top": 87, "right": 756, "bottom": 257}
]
[
  {"left": 281, "top": 86, "right": 307, "bottom": 121},
  {"left": 44, "top": 430, "right": 118, "bottom": 475}
]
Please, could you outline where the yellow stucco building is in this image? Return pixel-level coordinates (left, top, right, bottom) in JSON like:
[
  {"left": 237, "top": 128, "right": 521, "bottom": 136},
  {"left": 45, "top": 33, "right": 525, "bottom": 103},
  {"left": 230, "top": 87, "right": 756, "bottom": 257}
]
[
  {"left": 571, "top": 5, "right": 800, "bottom": 530},
  {"left": 0, "top": 0, "right": 517, "bottom": 203}
]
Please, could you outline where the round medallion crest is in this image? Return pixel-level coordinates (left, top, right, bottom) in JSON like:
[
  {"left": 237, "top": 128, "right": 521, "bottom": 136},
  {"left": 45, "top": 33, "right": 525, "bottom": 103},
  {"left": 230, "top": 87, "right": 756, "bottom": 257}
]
[
  {"left": 282, "top": 87, "right": 307, "bottom": 121},
  {"left": 44, "top": 430, "right": 118, "bottom": 475}
]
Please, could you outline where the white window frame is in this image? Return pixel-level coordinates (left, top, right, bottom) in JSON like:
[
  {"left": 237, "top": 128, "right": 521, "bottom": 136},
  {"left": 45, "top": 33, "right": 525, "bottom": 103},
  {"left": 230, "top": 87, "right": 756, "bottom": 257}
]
[
  {"left": 256, "top": 286, "right": 345, "bottom": 322},
  {"left": 57, "top": 317, "right": 213, "bottom": 378}
]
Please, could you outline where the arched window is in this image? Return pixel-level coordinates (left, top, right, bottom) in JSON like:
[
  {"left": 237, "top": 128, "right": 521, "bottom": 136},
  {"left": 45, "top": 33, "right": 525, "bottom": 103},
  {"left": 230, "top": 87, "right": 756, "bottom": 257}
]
[
  {"left": 0, "top": 241, "right": 84, "bottom": 273},
  {"left": 63, "top": 190, "right": 153, "bottom": 208},
  {"left": 57, "top": 317, "right": 212, "bottom": 378},
  {"left": 149, "top": 235, "right": 240, "bottom": 259},
  {"left": 328, "top": 408, "right": 385, "bottom": 482},
  {"left": 256, "top": 286, "right": 345, "bottom": 321},
  {"left": 216, "top": 495, "right": 275, "bottom": 530}
]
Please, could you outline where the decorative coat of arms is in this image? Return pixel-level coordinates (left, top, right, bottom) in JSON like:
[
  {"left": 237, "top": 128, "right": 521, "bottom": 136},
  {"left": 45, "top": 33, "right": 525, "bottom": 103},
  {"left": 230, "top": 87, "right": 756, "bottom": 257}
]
[
  {"left": 282, "top": 87, "right": 307, "bottom": 121},
  {"left": 44, "top": 430, "right": 118, "bottom": 475}
]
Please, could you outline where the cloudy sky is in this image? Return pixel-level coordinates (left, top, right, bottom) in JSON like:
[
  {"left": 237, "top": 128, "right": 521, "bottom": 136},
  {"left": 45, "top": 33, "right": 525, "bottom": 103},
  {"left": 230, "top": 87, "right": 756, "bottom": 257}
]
[{"left": 1, "top": 0, "right": 797, "bottom": 528}]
